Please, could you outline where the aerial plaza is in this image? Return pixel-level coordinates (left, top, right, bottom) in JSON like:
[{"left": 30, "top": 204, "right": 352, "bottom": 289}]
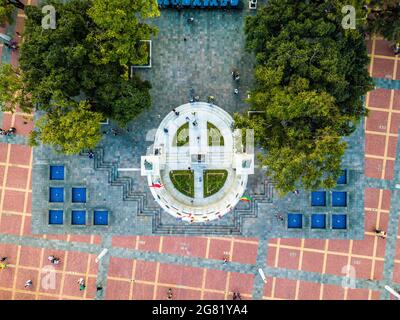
[{"left": 0, "top": 0, "right": 400, "bottom": 304}]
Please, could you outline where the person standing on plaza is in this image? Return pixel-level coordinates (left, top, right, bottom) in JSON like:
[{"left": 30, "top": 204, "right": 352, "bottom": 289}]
[
  {"left": 24, "top": 280, "right": 33, "bottom": 288},
  {"left": 78, "top": 278, "right": 86, "bottom": 291}
]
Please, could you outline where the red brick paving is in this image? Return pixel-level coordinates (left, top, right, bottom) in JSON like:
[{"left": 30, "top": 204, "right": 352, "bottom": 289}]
[
  {"left": 325, "top": 254, "right": 349, "bottom": 277},
  {"left": 2, "top": 190, "right": 25, "bottom": 212},
  {"left": 366, "top": 110, "right": 389, "bottom": 133},
  {"left": 322, "top": 284, "right": 345, "bottom": 300},
  {"left": 372, "top": 58, "right": 395, "bottom": 79},
  {"left": 132, "top": 283, "right": 154, "bottom": 300},
  {"left": 161, "top": 236, "right": 208, "bottom": 258},
  {"left": 368, "top": 89, "right": 392, "bottom": 109},
  {"left": 297, "top": 281, "right": 321, "bottom": 300},
  {"left": 158, "top": 264, "right": 204, "bottom": 289},
  {"left": 365, "top": 158, "right": 384, "bottom": 179},
  {"left": 135, "top": 260, "right": 158, "bottom": 282},
  {"left": 231, "top": 241, "right": 258, "bottom": 264},
  {"left": 228, "top": 272, "right": 254, "bottom": 295},
  {"left": 204, "top": 269, "right": 228, "bottom": 291},
  {"left": 208, "top": 238, "right": 232, "bottom": 261},
  {"left": 301, "top": 251, "right": 324, "bottom": 273},
  {"left": 105, "top": 279, "right": 131, "bottom": 300},
  {"left": 8, "top": 145, "right": 32, "bottom": 166},
  {"left": 365, "top": 134, "right": 386, "bottom": 156},
  {"left": 374, "top": 39, "right": 395, "bottom": 56},
  {"left": 273, "top": 278, "right": 297, "bottom": 299}
]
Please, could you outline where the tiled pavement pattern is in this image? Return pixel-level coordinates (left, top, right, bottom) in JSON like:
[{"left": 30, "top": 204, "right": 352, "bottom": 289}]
[
  {"left": 1, "top": 1, "right": 400, "bottom": 300},
  {"left": 32, "top": 6, "right": 365, "bottom": 238}
]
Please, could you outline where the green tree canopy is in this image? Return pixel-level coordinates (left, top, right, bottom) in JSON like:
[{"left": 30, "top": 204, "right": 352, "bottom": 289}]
[
  {"left": 19, "top": 0, "right": 156, "bottom": 153},
  {"left": 0, "top": 0, "right": 15, "bottom": 25},
  {"left": 364, "top": 0, "right": 400, "bottom": 43},
  {"left": 30, "top": 100, "right": 103, "bottom": 155},
  {"left": 87, "top": 0, "right": 159, "bottom": 66},
  {"left": 239, "top": 0, "right": 373, "bottom": 195},
  {"left": 0, "top": 63, "right": 33, "bottom": 113}
]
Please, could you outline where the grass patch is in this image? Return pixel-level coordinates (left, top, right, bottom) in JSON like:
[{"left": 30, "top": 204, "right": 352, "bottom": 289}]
[
  {"left": 203, "top": 170, "right": 228, "bottom": 198},
  {"left": 169, "top": 170, "right": 194, "bottom": 198},
  {"left": 173, "top": 122, "right": 189, "bottom": 147},
  {"left": 207, "top": 122, "right": 224, "bottom": 146}
]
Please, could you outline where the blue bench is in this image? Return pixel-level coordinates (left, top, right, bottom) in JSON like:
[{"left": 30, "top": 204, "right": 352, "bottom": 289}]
[
  {"left": 50, "top": 165, "right": 64, "bottom": 180},
  {"left": 49, "top": 210, "right": 63, "bottom": 225},
  {"left": 311, "top": 191, "right": 326, "bottom": 206},
  {"left": 287, "top": 213, "right": 302, "bottom": 229},
  {"left": 311, "top": 214, "right": 326, "bottom": 229},
  {"left": 49, "top": 187, "right": 64, "bottom": 203},
  {"left": 332, "top": 191, "right": 347, "bottom": 207},
  {"left": 94, "top": 210, "right": 109, "bottom": 225},
  {"left": 72, "top": 187, "right": 87, "bottom": 203},
  {"left": 72, "top": 210, "right": 86, "bottom": 225},
  {"left": 332, "top": 214, "right": 347, "bottom": 229}
]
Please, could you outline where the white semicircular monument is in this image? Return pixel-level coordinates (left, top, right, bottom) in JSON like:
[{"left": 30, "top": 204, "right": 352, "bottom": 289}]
[{"left": 141, "top": 102, "right": 254, "bottom": 223}]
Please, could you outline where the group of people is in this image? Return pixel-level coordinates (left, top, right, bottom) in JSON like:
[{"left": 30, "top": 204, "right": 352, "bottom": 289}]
[
  {"left": 166, "top": 287, "right": 241, "bottom": 300},
  {"left": 2, "top": 254, "right": 105, "bottom": 293},
  {"left": 232, "top": 70, "right": 240, "bottom": 95},
  {"left": 0, "top": 127, "right": 16, "bottom": 136}
]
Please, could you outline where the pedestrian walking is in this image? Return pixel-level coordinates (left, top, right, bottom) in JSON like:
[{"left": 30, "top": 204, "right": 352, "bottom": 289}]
[
  {"left": 187, "top": 17, "right": 194, "bottom": 23},
  {"left": 231, "top": 70, "right": 240, "bottom": 80},
  {"left": 293, "top": 189, "right": 300, "bottom": 196},
  {"left": 9, "top": 40, "right": 18, "bottom": 49},
  {"left": 223, "top": 255, "right": 229, "bottom": 264},
  {"left": 163, "top": 128, "right": 169, "bottom": 133},
  {"left": 0, "top": 257, "right": 7, "bottom": 262},
  {"left": 394, "top": 42, "right": 400, "bottom": 55},
  {"left": 78, "top": 278, "right": 86, "bottom": 291},
  {"left": 88, "top": 150, "right": 95, "bottom": 159},
  {"left": 234, "top": 88, "right": 239, "bottom": 95},
  {"left": 16, "top": 31, "right": 22, "bottom": 38},
  {"left": 24, "top": 280, "right": 33, "bottom": 288}
]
